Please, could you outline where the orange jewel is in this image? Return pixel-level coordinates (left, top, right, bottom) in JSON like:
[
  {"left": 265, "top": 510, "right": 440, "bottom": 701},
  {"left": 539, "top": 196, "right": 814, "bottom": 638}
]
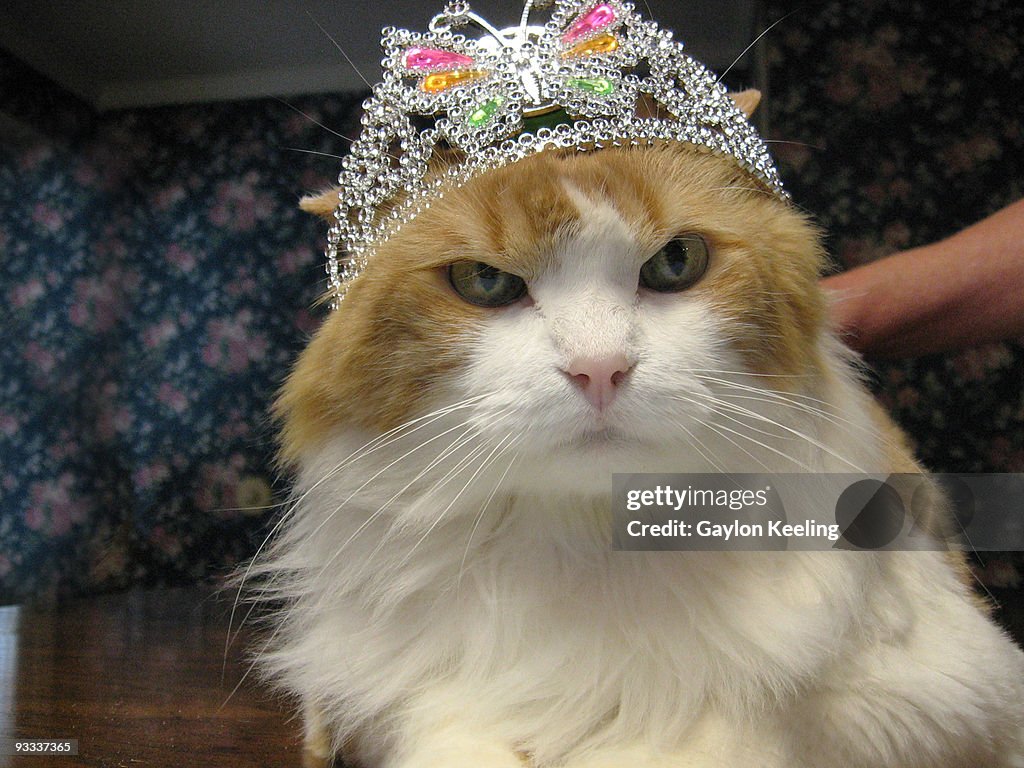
[
  {"left": 421, "top": 70, "right": 488, "bottom": 93},
  {"left": 562, "top": 32, "right": 619, "bottom": 59}
]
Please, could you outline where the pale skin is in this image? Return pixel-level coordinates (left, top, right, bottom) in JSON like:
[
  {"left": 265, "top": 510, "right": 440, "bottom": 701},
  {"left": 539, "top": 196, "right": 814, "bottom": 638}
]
[{"left": 821, "top": 198, "right": 1024, "bottom": 357}]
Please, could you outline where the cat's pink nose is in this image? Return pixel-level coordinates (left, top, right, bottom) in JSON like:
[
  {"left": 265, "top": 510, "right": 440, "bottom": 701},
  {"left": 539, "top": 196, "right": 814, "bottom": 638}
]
[{"left": 564, "top": 354, "right": 632, "bottom": 412}]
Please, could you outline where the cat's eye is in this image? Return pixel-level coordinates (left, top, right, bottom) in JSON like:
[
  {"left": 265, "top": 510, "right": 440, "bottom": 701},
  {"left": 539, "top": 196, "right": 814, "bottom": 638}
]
[
  {"left": 639, "top": 235, "right": 710, "bottom": 292},
  {"left": 448, "top": 261, "right": 528, "bottom": 307}
]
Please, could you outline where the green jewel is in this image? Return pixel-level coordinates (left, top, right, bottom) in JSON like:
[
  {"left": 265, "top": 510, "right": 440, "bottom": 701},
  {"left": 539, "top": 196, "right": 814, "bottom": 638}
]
[
  {"left": 568, "top": 77, "right": 614, "bottom": 95},
  {"left": 467, "top": 97, "right": 504, "bottom": 126}
]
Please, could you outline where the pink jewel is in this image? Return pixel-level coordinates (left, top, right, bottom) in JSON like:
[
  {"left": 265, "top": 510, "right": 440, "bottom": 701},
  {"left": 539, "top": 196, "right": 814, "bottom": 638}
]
[
  {"left": 403, "top": 47, "right": 475, "bottom": 71},
  {"left": 561, "top": 3, "right": 617, "bottom": 45}
]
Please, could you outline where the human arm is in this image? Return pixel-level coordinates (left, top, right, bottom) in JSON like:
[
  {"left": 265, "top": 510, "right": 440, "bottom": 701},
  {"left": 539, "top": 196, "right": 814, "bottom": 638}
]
[{"left": 822, "top": 199, "right": 1024, "bottom": 357}]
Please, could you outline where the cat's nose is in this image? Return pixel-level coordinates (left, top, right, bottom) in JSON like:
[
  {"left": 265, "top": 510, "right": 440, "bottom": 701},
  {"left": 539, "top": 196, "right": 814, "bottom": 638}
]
[{"left": 564, "top": 354, "right": 633, "bottom": 412}]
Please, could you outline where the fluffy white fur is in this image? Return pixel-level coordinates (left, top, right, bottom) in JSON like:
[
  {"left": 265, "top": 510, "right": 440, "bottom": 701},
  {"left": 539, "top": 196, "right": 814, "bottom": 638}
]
[{"left": 256, "top": 195, "right": 1024, "bottom": 767}]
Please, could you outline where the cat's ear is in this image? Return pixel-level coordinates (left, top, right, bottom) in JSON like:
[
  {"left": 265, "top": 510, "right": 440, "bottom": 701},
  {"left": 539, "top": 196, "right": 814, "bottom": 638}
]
[
  {"left": 299, "top": 188, "right": 341, "bottom": 222},
  {"left": 730, "top": 89, "right": 761, "bottom": 118}
]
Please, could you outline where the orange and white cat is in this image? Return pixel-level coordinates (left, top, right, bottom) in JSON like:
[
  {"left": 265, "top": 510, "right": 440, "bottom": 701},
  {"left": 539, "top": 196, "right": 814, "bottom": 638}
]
[{"left": 254, "top": 94, "right": 1024, "bottom": 767}]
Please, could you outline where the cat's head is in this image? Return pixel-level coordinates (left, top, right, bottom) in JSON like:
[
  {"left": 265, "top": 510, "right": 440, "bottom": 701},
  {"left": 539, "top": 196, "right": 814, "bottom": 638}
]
[{"left": 279, "top": 134, "right": 826, "bottom": 493}]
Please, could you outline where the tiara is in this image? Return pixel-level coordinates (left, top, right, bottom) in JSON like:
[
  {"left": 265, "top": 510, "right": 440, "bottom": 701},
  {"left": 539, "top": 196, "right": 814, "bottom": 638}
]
[{"left": 325, "top": 0, "right": 786, "bottom": 306}]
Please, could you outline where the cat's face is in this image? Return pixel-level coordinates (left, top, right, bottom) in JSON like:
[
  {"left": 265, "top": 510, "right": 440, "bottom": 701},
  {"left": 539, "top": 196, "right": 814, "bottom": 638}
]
[{"left": 279, "top": 144, "right": 826, "bottom": 492}]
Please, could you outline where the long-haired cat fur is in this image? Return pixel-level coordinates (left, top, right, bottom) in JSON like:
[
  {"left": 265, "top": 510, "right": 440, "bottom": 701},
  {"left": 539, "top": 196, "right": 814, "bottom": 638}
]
[{"left": 252, "top": 93, "right": 1024, "bottom": 767}]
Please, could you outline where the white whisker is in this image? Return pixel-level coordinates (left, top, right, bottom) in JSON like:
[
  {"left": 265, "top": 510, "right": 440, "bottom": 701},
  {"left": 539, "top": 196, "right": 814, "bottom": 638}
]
[
  {"left": 312, "top": 406, "right": 516, "bottom": 595},
  {"left": 685, "top": 389, "right": 867, "bottom": 472},
  {"left": 716, "top": 10, "right": 797, "bottom": 84},
  {"left": 316, "top": 422, "right": 485, "bottom": 569},
  {"left": 401, "top": 431, "right": 521, "bottom": 570},
  {"left": 275, "top": 98, "right": 356, "bottom": 144},
  {"left": 290, "top": 395, "right": 491, "bottom": 514},
  {"left": 671, "top": 407, "right": 776, "bottom": 473},
  {"left": 667, "top": 417, "right": 729, "bottom": 473},
  {"left": 227, "top": 402, "right": 486, "bottom": 650},
  {"left": 686, "top": 367, "right": 813, "bottom": 380},
  {"left": 306, "top": 12, "right": 374, "bottom": 90},
  {"left": 673, "top": 393, "right": 797, "bottom": 441},
  {"left": 457, "top": 436, "right": 521, "bottom": 595},
  {"left": 711, "top": 388, "right": 889, "bottom": 449},
  {"left": 674, "top": 391, "right": 817, "bottom": 472},
  {"left": 283, "top": 146, "right": 349, "bottom": 160}
]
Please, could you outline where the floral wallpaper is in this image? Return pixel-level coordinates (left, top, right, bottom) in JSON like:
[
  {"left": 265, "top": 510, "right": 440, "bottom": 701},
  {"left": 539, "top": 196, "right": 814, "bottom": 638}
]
[
  {"left": 1, "top": 0, "right": 1022, "bottom": 606},
  {"left": 0, "top": 48, "right": 364, "bottom": 602}
]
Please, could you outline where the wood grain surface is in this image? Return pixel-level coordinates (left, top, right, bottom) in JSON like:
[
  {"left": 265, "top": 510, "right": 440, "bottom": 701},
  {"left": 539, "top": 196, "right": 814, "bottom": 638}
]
[
  {"left": 0, "top": 587, "right": 304, "bottom": 768},
  {"left": 1, "top": 583, "right": 1020, "bottom": 768}
]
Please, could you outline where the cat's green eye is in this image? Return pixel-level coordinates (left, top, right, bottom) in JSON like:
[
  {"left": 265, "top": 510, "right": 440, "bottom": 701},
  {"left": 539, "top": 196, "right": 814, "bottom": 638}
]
[
  {"left": 448, "top": 261, "right": 528, "bottom": 307},
  {"left": 640, "top": 235, "right": 710, "bottom": 292}
]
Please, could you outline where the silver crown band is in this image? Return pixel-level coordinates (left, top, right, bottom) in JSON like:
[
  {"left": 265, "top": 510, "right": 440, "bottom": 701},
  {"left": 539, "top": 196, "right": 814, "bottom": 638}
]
[{"left": 326, "top": 0, "right": 787, "bottom": 307}]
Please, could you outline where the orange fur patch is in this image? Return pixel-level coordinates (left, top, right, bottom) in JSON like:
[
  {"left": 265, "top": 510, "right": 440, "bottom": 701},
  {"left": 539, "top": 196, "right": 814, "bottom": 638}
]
[{"left": 299, "top": 188, "right": 339, "bottom": 219}]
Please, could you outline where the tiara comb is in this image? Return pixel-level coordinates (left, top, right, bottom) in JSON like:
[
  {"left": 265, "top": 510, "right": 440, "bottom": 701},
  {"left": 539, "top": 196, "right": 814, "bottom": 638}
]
[{"left": 325, "top": 0, "right": 786, "bottom": 306}]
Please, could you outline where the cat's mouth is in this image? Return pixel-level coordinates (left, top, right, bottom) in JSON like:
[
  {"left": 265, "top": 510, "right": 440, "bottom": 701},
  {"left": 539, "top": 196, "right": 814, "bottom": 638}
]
[{"left": 569, "top": 425, "right": 629, "bottom": 449}]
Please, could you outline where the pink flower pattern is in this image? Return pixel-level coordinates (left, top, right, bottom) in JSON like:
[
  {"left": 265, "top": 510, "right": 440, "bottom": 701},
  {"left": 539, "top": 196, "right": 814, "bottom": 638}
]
[{"left": 1, "top": 47, "right": 349, "bottom": 602}]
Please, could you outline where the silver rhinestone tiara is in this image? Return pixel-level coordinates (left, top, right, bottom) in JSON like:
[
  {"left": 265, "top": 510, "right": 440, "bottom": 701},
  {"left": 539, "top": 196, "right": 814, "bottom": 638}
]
[{"left": 325, "top": 0, "right": 787, "bottom": 307}]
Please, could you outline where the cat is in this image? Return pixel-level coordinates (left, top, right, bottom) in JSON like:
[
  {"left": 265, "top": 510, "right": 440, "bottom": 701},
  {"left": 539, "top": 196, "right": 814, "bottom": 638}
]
[{"left": 251, "top": 90, "right": 1024, "bottom": 768}]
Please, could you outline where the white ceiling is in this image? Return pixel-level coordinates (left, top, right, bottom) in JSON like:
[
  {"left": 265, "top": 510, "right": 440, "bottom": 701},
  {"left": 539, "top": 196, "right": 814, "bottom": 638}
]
[{"left": 0, "top": 0, "right": 761, "bottom": 111}]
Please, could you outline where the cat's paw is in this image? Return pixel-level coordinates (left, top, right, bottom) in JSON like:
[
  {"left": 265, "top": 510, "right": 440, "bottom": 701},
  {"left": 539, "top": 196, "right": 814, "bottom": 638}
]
[
  {"left": 302, "top": 749, "right": 333, "bottom": 768},
  {"left": 390, "top": 751, "right": 524, "bottom": 768},
  {"left": 562, "top": 746, "right": 723, "bottom": 768},
  {"left": 302, "top": 701, "right": 335, "bottom": 768},
  {"left": 389, "top": 737, "right": 525, "bottom": 768}
]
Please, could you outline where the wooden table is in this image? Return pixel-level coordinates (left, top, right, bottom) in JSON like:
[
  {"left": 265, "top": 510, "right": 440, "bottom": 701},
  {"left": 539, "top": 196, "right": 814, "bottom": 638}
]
[
  {"left": 2, "top": 582, "right": 1021, "bottom": 768},
  {"left": 0, "top": 588, "right": 306, "bottom": 768}
]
